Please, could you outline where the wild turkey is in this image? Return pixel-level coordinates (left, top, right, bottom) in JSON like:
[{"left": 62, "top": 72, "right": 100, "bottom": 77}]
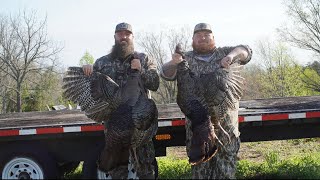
[
  {"left": 176, "top": 59, "right": 218, "bottom": 166},
  {"left": 98, "top": 92, "right": 158, "bottom": 172},
  {"left": 62, "top": 64, "right": 158, "bottom": 172},
  {"left": 175, "top": 44, "right": 244, "bottom": 165}
]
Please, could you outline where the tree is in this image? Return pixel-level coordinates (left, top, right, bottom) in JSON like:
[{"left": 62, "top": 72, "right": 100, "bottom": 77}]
[
  {"left": 301, "top": 61, "right": 320, "bottom": 92},
  {"left": 252, "top": 39, "right": 312, "bottom": 98},
  {"left": 79, "top": 51, "right": 94, "bottom": 65},
  {"left": 0, "top": 10, "right": 63, "bottom": 112},
  {"left": 278, "top": 0, "right": 320, "bottom": 92},
  {"left": 279, "top": 0, "right": 320, "bottom": 54},
  {"left": 241, "top": 63, "right": 266, "bottom": 100},
  {"left": 22, "top": 68, "right": 66, "bottom": 112},
  {"left": 136, "top": 26, "right": 192, "bottom": 104},
  {"left": 0, "top": 65, "right": 14, "bottom": 113}
]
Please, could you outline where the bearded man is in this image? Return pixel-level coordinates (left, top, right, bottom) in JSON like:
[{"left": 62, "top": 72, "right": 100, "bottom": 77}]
[
  {"left": 161, "top": 23, "right": 252, "bottom": 179},
  {"left": 82, "top": 22, "right": 159, "bottom": 179}
]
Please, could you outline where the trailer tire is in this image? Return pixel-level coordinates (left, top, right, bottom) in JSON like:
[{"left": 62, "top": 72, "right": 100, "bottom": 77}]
[{"left": 0, "top": 144, "right": 58, "bottom": 179}]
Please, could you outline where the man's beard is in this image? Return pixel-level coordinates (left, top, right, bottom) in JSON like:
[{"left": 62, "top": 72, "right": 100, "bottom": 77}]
[
  {"left": 110, "top": 40, "right": 134, "bottom": 59},
  {"left": 192, "top": 40, "right": 216, "bottom": 54}
]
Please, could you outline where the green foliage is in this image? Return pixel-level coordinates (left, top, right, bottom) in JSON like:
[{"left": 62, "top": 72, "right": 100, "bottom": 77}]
[
  {"left": 301, "top": 66, "right": 320, "bottom": 93},
  {"left": 244, "top": 40, "right": 320, "bottom": 99},
  {"left": 65, "top": 152, "right": 320, "bottom": 179},
  {"left": 237, "top": 152, "right": 320, "bottom": 179},
  {"left": 242, "top": 64, "right": 266, "bottom": 99},
  {"left": 22, "top": 69, "right": 67, "bottom": 112},
  {"left": 156, "top": 157, "right": 191, "bottom": 179},
  {"left": 236, "top": 160, "right": 261, "bottom": 179},
  {"left": 79, "top": 51, "right": 94, "bottom": 66},
  {"left": 264, "top": 151, "right": 280, "bottom": 168},
  {"left": 64, "top": 162, "right": 83, "bottom": 179}
]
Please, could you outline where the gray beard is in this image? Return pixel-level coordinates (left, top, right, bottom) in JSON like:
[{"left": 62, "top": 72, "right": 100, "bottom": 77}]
[{"left": 110, "top": 41, "right": 134, "bottom": 59}]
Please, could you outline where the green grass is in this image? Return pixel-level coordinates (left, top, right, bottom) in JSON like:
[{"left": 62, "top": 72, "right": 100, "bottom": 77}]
[
  {"left": 63, "top": 162, "right": 83, "bottom": 179},
  {"left": 156, "top": 152, "right": 320, "bottom": 179},
  {"left": 237, "top": 152, "right": 320, "bottom": 179},
  {"left": 156, "top": 157, "right": 191, "bottom": 179},
  {"left": 64, "top": 138, "right": 320, "bottom": 179},
  {"left": 65, "top": 153, "right": 320, "bottom": 179}
]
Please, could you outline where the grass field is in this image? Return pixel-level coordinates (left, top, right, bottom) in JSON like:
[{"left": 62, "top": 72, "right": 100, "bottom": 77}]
[
  {"left": 65, "top": 138, "right": 320, "bottom": 179},
  {"left": 162, "top": 138, "right": 320, "bottom": 179}
]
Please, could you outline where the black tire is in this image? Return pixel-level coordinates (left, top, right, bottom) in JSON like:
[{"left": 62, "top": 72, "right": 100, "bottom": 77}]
[{"left": 0, "top": 143, "right": 58, "bottom": 179}]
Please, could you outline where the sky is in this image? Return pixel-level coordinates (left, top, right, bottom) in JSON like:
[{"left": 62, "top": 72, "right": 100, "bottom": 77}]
[{"left": 0, "top": 0, "right": 315, "bottom": 67}]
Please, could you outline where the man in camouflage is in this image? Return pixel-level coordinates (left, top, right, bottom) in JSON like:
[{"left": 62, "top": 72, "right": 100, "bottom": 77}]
[
  {"left": 161, "top": 23, "right": 252, "bottom": 179},
  {"left": 83, "top": 22, "right": 159, "bottom": 179}
]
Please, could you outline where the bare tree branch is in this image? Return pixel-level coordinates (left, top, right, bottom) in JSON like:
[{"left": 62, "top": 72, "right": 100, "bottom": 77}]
[
  {"left": 136, "top": 26, "right": 192, "bottom": 103},
  {"left": 0, "top": 9, "right": 63, "bottom": 112}
]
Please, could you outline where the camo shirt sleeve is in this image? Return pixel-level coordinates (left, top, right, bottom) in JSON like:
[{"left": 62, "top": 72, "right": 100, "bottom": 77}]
[
  {"left": 139, "top": 53, "right": 160, "bottom": 91},
  {"left": 221, "top": 45, "right": 252, "bottom": 65}
]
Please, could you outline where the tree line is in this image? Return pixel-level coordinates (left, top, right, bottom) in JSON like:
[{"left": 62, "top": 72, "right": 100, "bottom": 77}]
[{"left": 0, "top": 0, "right": 319, "bottom": 113}]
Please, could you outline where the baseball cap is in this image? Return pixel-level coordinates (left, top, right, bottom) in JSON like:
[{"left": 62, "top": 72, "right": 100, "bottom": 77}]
[
  {"left": 194, "top": 23, "right": 212, "bottom": 34},
  {"left": 115, "top": 22, "right": 132, "bottom": 33}
]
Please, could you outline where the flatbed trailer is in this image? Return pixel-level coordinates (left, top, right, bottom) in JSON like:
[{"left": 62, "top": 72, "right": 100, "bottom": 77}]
[{"left": 0, "top": 96, "right": 320, "bottom": 179}]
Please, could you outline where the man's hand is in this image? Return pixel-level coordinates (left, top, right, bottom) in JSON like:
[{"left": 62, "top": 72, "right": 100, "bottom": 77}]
[
  {"left": 220, "top": 55, "right": 233, "bottom": 68},
  {"left": 172, "top": 43, "right": 184, "bottom": 65},
  {"left": 171, "top": 53, "right": 183, "bottom": 65},
  {"left": 83, "top": 64, "right": 93, "bottom": 76},
  {"left": 131, "top": 59, "right": 142, "bottom": 71}
]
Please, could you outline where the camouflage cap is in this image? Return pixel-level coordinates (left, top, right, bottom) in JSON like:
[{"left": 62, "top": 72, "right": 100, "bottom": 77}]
[
  {"left": 115, "top": 22, "right": 132, "bottom": 33},
  {"left": 194, "top": 23, "right": 212, "bottom": 34}
]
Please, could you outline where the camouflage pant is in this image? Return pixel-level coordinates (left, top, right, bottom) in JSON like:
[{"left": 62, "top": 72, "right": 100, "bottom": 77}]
[
  {"left": 102, "top": 138, "right": 156, "bottom": 179},
  {"left": 186, "top": 117, "right": 240, "bottom": 179}
]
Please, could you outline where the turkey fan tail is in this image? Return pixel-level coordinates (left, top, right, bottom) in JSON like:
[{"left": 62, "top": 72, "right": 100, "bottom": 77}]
[
  {"left": 201, "top": 64, "right": 244, "bottom": 109},
  {"left": 227, "top": 79, "right": 243, "bottom": 101},
  {"left": 227, "top": 63, "right": 245, "bottom": 101}
]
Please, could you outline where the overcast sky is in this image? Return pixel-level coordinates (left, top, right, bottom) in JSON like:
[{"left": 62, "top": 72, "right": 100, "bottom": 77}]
[{"left": 0, "top": 0, "right": 314, "bottom": 67}]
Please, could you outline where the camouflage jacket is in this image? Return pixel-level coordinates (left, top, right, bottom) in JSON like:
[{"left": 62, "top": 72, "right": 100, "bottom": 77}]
[
  {"left": 161, "top": 45, "right": 252, "bottom": 137},
  {"left": 93, "top": 52, "right": 159, "bottom": 98}
]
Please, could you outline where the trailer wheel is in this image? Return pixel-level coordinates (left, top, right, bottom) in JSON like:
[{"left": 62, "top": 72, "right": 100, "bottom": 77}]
[{"left": 0, "top": 145, "right": 58, "bottom": 179}]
